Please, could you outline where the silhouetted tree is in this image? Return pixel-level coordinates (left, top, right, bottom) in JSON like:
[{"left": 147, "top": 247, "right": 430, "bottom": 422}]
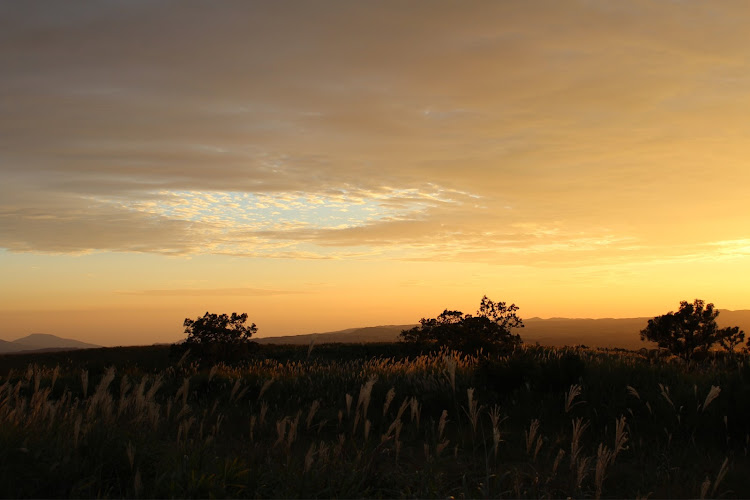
[
  {"left": 178, "top": 312, "right": 258, "bottom": 365},
  {"left": 183, "top": 312, "right": 257, "bottom": 345},
  {"left": 640, "top": 299, "right": 745, "bottom": 361},
  {"left": 400, "top": 296, "right": 523, "bottom": 353},
  {"left": 717, "top": 326, "right": 746, "bottom": 355}
]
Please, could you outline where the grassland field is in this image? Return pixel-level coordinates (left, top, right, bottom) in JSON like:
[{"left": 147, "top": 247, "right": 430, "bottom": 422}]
[{"left": 1, "top": 342, "right": 749, "bottom": 498}]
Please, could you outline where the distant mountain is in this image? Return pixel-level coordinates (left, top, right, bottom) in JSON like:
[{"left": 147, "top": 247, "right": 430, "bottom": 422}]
[
  {"left": 715, "top": 309, "right": 750, "bottom": 331},
  {"left": 256, "top": 325, "right": 413, "bottom": 345},
  {"left": 0, "top": 339, "right": 35, "bottom": 354},
  {"left": 0, "top": 333, "right": 100, "bottom": 354},
  {"left": 256, "top": 321, "right": 650, "bottom": 349},
  {"left": 3, "top": 310, "right": 748, "bottom": 353},
  {"left": 255, "top": 310, "right": 750, "bottom": 350},
  {"left": 522, "top": 317, "right": 651, "bottom": 350}
]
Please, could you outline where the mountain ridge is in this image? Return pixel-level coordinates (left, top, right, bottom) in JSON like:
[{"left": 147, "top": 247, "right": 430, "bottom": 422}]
[
  {"left": 4, "top": 310, "right": 748, "bottom": 352},
  {"left": 256, "top": 310, "right": 750, "bottom": 350},
  {"left": 0, "top": 333, "right": 101, "bottom": 354}
]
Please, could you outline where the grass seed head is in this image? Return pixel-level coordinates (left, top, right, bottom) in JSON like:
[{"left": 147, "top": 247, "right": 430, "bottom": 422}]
[
  {"left": 73, "top": 414, "right": 82, "bottom": 448},
  {"left": 702, "top": 385, "right": 721, "bottom": 412},
  {"left": 711, "top": 457, "right": 730, "bottom": 497},
  {"left": 229, "top": 379, "right": 242, "bottom": 402},
  {"left": 659, "top": 383, "right": 675, "bottom": 408},
  {"left": 443, "top": 356, "right": 457, "bottom": 393},
  {"left": 552, "top": 448, "right": 565, "bottom": 475},
  {"left": 274, "top": 417, "right": 289, "bottom": 447},
  {"left": 345, "top": 393, "right": 353, "bottom": 417},
  {"left": 438, "top": 409, "right": 449, "bottom": 440},
  {"left": 81, "top": 370, "right": 89, "bottom": 399},
  {"left": 395, "top": 397, "right": 409, "bottom": 421},
  {"left": 126, "top": 441, "right": 135, "bottom": 470},
  {"left": 258, "top": 378, "right": 274, "bottom": 401},
  {"left": 570, "top": 417, "right": 589, "bottom": 469},
  {"left": 565, "top": 384, "right": 584, "bottom": 413},
  {"left": 259, "top": 402, "right": 268, "bottom": 427},
  {"left": 133, "top": 468, "right": 142, "bottom": 498},
  {"left": 249, "top": 415, "right": 256, "bottom": 442},
  {"left": 409, "top": 397, "right": 421, "bottom": 430},
  {"left": 595, "top": 443, "right": 614, "bottom": 499},
  {"left": 383, "top": 387, "right": 396, "bottom": 417},
  {"left": 626, "top": 385, "right": 640, "bottom": 400},
  {"left": 465, "top": 388, "right": 483, "bottom": 434},
  {"left": 700, "top": 477, "right": 711, "bottom": 499},
  {"left": 304, "top": 442, "right": 316, "bottom": 473},
  {"left": 306, "top": 400, "right": 320, "bottom": 429},
  {"left": 357, "top": 376, "right": 377, "bottom": 418},
  {"left": 287, "top": 411, "right": 301, "bottom": 448},
  {"left": 613, "top": 416, "right": 628, "bottom": 458},
  {"left": 525, "top": 419, "right": 540, "bottom": 455},
  {"left": 576, "top": 456, "right": 591, "bottom": 490}
]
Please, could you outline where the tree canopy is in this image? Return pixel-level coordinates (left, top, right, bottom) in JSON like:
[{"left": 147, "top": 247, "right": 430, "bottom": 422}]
[
  {"left": 400, "top": 296, "right": 523, "bottom": 353},
  {"left": 640, "top": 299, "right": 746, "bottom": 361},
  {"left": 183, "top": 312, "right": 257, "bottom": 345}
]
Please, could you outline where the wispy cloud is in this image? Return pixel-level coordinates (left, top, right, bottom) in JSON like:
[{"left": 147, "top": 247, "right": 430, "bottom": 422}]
[
  {"left": 1, "top": 1, "right": 749, "bottom": 268},
  {"left": 115, "top": 287, "right": 304, "bottom": 297}
]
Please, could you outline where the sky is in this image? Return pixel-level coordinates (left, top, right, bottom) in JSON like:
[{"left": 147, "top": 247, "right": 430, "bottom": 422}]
[{"left": 2, "top": 1, "right": 750, "bottom": 346}]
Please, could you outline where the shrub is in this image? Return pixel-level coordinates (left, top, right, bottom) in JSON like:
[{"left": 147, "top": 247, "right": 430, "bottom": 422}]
[
  {"left": 640, "top": 299, "right": 746, "bottom": 361},
  {"left": 400, "top": 296, "right": 523, "bottom": 354},
  {"left": 183, "top": 312, "right": 257, "bottom": 345},
  {"left": 178, "top": 312, "right": 258, "bottom": 365}
]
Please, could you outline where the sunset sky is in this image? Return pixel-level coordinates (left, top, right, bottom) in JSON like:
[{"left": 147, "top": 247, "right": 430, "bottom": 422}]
[{"left": 2, "top": 1, "right": 750, "bottom": 346}]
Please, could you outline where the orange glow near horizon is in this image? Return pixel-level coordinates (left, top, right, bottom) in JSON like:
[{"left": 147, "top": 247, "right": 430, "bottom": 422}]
[{"left": 2, "top": 251, "right": 749, "bottom": 346}]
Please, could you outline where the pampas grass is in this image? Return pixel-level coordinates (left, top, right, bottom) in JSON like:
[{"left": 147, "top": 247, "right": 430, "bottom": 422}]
[{"left": 0, "top": 343, "right": 747, "bottom": 498}]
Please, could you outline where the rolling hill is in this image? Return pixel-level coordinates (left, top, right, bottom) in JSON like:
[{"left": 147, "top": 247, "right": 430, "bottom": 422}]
[
  {"left": 255, "top": 325, "right": 414, "bottom": 345},
  {"left": 256, "top": 310, "right": 750, "bottom": 350},
  {"left": 4, "top": 310, "right": 748, "bottom": 352},
  {"left": 0, "top": 334, "right": 100, "bottom": 354},
  {"left": 0, "top": 339, "right": 35, "bottom": 354}
]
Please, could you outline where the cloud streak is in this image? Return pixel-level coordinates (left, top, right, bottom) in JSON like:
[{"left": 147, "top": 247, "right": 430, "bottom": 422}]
[
  {"left": 2, "top": 1, "right": 750, "bottom": 267},
  {"left": 115, "top": 287, "right": 304, "bottom": 297}
]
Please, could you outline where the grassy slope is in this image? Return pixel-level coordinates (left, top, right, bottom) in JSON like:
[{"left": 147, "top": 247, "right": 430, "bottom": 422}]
[{"left": 1, "top": 342, "right": 749, "bottom": 498}]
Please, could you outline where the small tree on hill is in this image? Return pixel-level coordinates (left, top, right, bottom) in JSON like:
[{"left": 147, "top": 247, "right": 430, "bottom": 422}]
[
  {"left": 400, "top": 296, "right": 523, "bottom": 353},
  {"left": 717, "top": 326, "right": 746, "bottom": 355},
  {"left": 640, "top": 299, "right": 745, "bottom": 361},
  {"left": 184, "top": 312, "right": 257, "bottom": 344},
  {"left": 178, "top": 312, "right": 259, "bottom": 366}
]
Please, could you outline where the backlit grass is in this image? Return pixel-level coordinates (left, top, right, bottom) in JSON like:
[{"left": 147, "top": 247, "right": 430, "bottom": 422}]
[{"left": 1, "top": 344, "right": 749, "bottom": 498}]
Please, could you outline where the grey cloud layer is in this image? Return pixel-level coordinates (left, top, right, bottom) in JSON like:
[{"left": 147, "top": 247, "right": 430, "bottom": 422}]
[{"left": 2, "top": 1, "right": 750, "bottom": 262}]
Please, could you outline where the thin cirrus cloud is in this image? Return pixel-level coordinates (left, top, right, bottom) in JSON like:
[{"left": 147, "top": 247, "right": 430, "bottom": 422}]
[
  {"left": 1, "top": 1, "right": 750, "bottom": 267},
  {"left": 114, "top": 287, "right": 304, "bottom": 297}
]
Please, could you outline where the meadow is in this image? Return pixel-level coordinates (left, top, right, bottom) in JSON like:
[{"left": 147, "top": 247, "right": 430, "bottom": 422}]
[{"left": 1, "top": 343, "right": 749, "bottom": 498}]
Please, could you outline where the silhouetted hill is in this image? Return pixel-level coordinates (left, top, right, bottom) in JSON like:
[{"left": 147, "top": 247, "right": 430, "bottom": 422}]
[
  {"left": 522, "top": 317, "right": 650, "bottom": 349},
  {"left": 0, "top": 339, "right": 35, "bottom": 354},
  {"left": 256, "top": 325, "right": 414, "bottom": 345},
  {"left": 0, "top": 333, "right": 101, "bottom": 354},
  {"left": 255, "top": 310, "right": 750, "bottom": 350},
  {"left": 715, "top": 309, "right": 750, "bottom": 331}
]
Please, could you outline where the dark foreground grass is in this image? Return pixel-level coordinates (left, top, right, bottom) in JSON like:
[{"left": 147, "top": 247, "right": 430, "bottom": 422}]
[{"left": 1, "top": 343, "right": 749, "bottom": 498}]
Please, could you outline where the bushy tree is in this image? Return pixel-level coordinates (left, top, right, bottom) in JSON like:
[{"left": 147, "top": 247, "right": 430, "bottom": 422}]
[
  {"left": 400, "top": 296, "right": 523, "bottom": 353},
  {"left": 717, "top": 326, "right": 746, "bottom": 355},
  {"left": 183, "top": 312, "right": 257, "bottom": 344},
  {"left": 176, "top": 312, "right": 259, "bottom": 366},
  {"left": 640, "top": 299, "right": 745, "bottom": 361}
]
